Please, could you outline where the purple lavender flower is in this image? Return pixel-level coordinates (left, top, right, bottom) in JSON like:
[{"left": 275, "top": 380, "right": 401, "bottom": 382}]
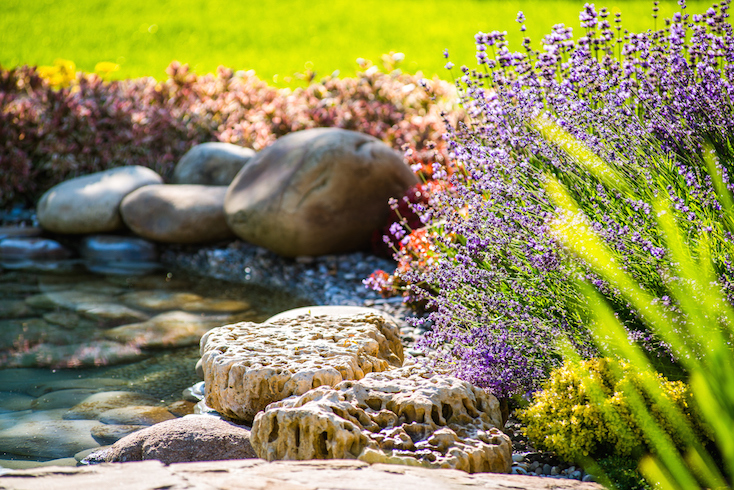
[{"left": 395, "top": 0, "right": 734, "bottom": 398}]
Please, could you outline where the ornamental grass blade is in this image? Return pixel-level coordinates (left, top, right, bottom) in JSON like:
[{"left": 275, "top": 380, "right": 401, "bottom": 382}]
[
  {"left": 531, "top": 115, "right": 634, "bottom": 197},
  {"left": 547, "top": 173, "right": 731, "bottom": 489}
]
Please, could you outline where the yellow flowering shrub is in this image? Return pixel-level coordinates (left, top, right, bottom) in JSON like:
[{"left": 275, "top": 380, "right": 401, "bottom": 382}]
[
  {"left": 517, "top": 358, "right": 709, "bottom": 463},
  {"left": 37, "top": 58, "right": 77, "bottom": 88}
]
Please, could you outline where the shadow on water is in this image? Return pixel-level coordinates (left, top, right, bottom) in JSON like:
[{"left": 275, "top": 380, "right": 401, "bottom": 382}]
[{"left": 0, "top": 259, "right": 309, "bottom": 469}]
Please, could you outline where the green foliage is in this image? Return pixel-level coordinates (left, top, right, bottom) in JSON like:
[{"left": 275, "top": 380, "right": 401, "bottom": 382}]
[
  {"left": 595, "top": 456, "right": 652, "bottom": 490},
  {"left": 546, "top": 132, "right": 734, "bottom": 488},
  {"left": 0, "top": 0, "right": 716, "bottom": 83},
  {"left": 518, "top": 358, "right": 708, "bottom": 463}
]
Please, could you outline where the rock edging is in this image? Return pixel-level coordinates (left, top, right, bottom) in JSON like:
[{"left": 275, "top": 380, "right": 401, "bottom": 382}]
[{"left": 0, "top": 459, "right": 604, "bottom": 490}]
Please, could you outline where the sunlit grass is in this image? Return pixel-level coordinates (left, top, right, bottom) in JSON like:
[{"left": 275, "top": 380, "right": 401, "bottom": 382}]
[{"left": 0, "top": 0, "right": 714, "bottom": 85}]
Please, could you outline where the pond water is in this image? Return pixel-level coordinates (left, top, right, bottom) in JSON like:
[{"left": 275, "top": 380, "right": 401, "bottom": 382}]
[{"left": 0, "top": 261, "right": 307, "bottom": 470}]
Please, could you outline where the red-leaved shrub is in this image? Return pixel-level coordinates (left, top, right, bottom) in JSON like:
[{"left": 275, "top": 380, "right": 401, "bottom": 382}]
[{"left": 0, "top": 61, "right": 456, "bottom": 210}]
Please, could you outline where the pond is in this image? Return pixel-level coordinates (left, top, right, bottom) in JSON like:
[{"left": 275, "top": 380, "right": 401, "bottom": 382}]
[{"left": 0, "top": 260, "right": 307, "bottom": 470}]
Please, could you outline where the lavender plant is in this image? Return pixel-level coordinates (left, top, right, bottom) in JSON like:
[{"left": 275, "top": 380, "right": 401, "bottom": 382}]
[{"left": 387, "top": 0, "right": 734, "bottom": 398}]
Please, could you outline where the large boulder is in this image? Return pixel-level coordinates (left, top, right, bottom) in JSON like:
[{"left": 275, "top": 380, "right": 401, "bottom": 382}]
[
  {"left": 199, "top": 312, "right": 404, "bottom": 423},
  {"left": 37, "top": 166, "right": 162, "bottom": 234},
  {"left": 172, "top": 142, "right": 256, "bottom": 186},
  {"left": 104, "top": 416, "right": 257, "bottom": 464},
  {"left": 251, "top": 365, "right": 512, "bottom": 474},
  {"left": 224, "top": 128, "right": 418, "bottom": 257},
  {"left": 120, "top": 185, "right": 235, "bottom": 244}
]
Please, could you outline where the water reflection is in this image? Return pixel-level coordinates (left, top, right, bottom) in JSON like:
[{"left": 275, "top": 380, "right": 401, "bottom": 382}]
[{"left": 0, "top": 264, "right": 306, "bottom": 469}]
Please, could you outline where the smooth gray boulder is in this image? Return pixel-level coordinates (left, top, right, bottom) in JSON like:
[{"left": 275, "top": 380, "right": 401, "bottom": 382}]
[
  {"left": 224, "top": 128, "right": 418, "bottom": 257},
  {"left": 37, "top": 166, "right": 162, "bottom": 234},
  {"left": 104, "top": 416, "right": 257, "bottom": 464},
  {"left": 120, "top": 184, "right": 235, "bottom": 244},
  {"left": 172, "top": 142, "right": 255, "bottom": 186}
]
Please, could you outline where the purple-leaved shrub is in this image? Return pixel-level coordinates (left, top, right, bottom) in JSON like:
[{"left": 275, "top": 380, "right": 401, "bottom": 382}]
[
  {"left": 381, "top": 0, "right": 734, "bottom": 398},
  {"left": 0, "top": 61, "right": 456, "bottom": 210}
]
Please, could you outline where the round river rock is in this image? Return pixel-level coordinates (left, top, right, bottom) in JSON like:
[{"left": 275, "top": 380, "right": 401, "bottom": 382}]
[{"left": 224, "top": 128, "right": 418, "bottom": 257}]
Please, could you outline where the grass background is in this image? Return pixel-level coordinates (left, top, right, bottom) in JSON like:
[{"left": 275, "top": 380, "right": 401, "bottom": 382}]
[{"left": 1, "top": 0, "right": 714, "bottom": 85}]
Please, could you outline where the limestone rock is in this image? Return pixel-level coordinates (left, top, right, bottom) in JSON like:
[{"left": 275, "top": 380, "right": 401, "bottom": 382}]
[
  {"left": 224, "top": 128, "right": 418, "bottom": 257},
  {"left": 120, "top": 184, "right": 235, "bottom": 244},
  {"left": 63, "top": 391, "right": 160, "bottom": 420},
  {"left": 251, "top": 366, "right": 512, "bottom": 474},
  {"left": 0, "top": 237, "right": 72, "bottom": 260},
  {"left": 104, "top": 415, "right": 257, "bottom": 464},
  {"left": 172, "top": 142, "right": 256, "bottom": 186},
  {"left": 266, "top": 305, "right": 398, "bottom": 323},
  {"left": 104, "top": 311, "right": 237, "bottom": 349},
  {"left": 37, "top": 166, "right": 163, "bottom": 234},
  {"left": 200, "top": 312, "right": 403, "bottom": 422}
]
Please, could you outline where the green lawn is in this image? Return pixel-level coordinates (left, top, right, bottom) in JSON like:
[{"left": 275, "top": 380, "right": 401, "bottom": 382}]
[{"left": 1, "top": 0, "right": 714, "bottom": 84}]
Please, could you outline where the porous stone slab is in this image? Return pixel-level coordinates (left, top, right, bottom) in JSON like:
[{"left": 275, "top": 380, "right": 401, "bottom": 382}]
[
  {"left": 37, "top": 166, "right": 163, "bottom": 234},
  {"left": 120, "top": 185, "right": 235, "bottom": 244},
  {"left": 172, "top": 142, "right": 256, "bottom": 186},
  {"left": 224, "top": 127, "right": 418, "bottom": 257},
  {"left": 251, "top": 364, "right": 512, "bottom": 474},
  {"left": 200, "top": 312, "right": 404, "bottom": 422},
  {"left": 265, "top": 305, "right": 396, "bottom": 323},
  {"left": 103, "top": 415, "right": 257, "bottom": 464},
  {"left": 0, "top": 459, "right": 605, "bottom": 490}
]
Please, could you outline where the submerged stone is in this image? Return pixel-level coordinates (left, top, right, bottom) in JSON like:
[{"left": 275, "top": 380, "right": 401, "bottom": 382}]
[{"left": 0, "top": 237, "right": 72, "bottom": 261}]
